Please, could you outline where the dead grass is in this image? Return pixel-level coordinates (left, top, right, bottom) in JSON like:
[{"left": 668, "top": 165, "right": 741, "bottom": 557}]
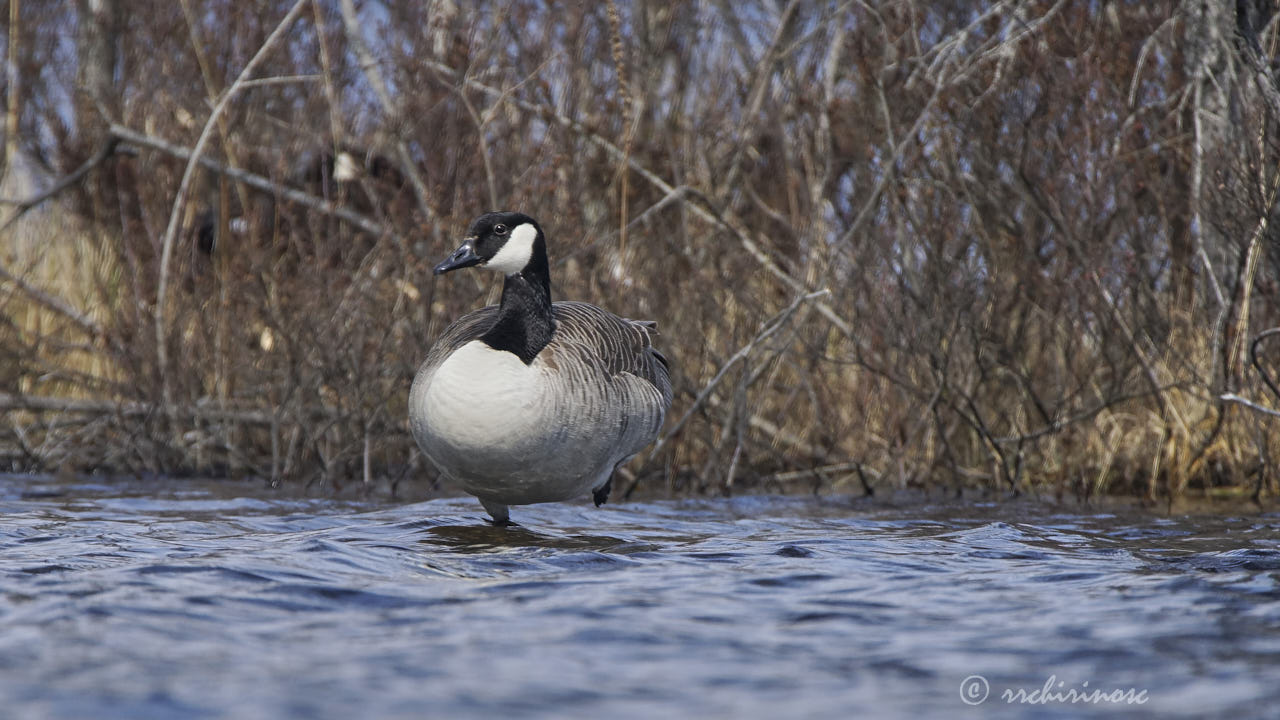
[{"left": 1, "top": 1, "right": 1278, "bottom": 501}]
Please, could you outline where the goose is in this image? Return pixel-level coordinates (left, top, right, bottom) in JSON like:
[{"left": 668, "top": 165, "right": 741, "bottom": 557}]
[{"left": 409, "top": 211, "right": 673, "bottom": 524}]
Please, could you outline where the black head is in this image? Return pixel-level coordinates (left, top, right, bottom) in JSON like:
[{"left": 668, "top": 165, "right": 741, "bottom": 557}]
[{"left": 434, "top": 211, "right": 544, "bottom": 276}]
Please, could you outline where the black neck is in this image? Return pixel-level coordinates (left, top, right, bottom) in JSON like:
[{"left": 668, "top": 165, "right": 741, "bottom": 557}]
[{"left": 480, "top": 245, "right": 555, "bottom": 364}]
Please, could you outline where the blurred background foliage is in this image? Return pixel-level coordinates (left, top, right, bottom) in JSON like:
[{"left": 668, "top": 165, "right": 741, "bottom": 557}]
[{"left": 1, "top": 0, "right": 1279, "bottom": 501}]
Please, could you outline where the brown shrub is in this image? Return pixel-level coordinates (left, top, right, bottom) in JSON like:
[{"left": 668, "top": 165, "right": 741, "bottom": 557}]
[{"left": 2, "top": 0, "right": 1278, "bottom": 500}]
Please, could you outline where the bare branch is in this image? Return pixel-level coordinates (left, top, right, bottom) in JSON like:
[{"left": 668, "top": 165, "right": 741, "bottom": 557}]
[
  {"left": 716, "top": 0, "right": 800, "bottom": 198},
  {"left": 1220, "top": 393, "right": 1280, "bottom": 418},
  {"left": 646, "top": 289, "right": 831, "bottom": 462},
  {"left": 337, "top": 0, "right": 439, "bottom": 231},
  {"left": 153, "top": 0, "right": 310, "bottom": 414},
  {"left": 108, "top": 123, "right": 394, "bottom": 239},
  {"left": 1251, "top": 328, "right": 1280, "bottom": 401},
  {"left": 0, "top": 138, "right": 120, "bottom": 234},
  {"left": 2, "top": 0, "right": 21, "bottom": 170},
  {"left": 0, "top": 264, "right": 103, "bottom": 338},
  {"left": 418, "top": 58, "right": 859, "bottom": 340}
]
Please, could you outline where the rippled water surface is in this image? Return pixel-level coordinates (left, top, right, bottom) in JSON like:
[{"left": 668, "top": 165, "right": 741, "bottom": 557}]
[{"left": 3, "top": 474, "right": 1280, "bottom": 719}]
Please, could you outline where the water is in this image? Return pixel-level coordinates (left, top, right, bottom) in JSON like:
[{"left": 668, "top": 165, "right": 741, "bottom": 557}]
[{"left": 2, "top": 475, "right": 1279, "bottom": 719}]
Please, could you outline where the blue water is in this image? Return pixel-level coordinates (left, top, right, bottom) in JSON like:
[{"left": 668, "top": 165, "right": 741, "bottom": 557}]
[{"left": 2, "top": 474, "right": 1279, "bottom": 718}]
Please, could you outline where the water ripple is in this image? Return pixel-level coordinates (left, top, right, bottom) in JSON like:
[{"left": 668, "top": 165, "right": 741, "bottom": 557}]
[{"left": 2, "top": 475, "right": 1279, "bottom": 718}]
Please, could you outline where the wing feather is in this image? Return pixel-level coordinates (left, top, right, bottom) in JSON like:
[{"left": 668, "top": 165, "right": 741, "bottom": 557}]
[
  {"left": 548, "top": 301, "right": 673, "bottom": 410},
  {"left": 422, "top": 305, "right": 499, "bottom": 369},
  {"left": 419, "top": 300, "right": 673, "bottom": 451}
]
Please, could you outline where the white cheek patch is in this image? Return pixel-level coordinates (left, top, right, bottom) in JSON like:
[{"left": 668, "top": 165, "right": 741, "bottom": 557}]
[{"left": 485, "top": 223, "right": 537, "bottom": 274}]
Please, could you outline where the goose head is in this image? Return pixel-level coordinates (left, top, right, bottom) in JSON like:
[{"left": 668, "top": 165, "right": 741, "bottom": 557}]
[{"left": 434, "top": 211, "right": 544, "bottom": 276}]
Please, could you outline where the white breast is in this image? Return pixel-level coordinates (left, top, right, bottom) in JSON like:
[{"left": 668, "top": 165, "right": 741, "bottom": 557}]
[
  {"left": 409, "top": 326, "right": 666, "bottom": 507},
  {"left": 418, "top": 340, "right": 547, "bottom": 464}
]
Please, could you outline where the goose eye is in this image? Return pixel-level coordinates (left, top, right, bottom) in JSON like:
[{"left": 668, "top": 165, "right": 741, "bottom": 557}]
[{"left": 493, "top": 224, "right": 508, "bottom": 235}]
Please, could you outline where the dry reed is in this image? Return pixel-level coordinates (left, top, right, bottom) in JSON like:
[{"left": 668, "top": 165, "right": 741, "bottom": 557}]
[{"left": 1, "top": 1, "right": 1278, "bottom": 502}]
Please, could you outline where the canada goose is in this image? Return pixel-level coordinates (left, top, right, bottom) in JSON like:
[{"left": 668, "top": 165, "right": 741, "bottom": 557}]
[{"left": 409, "top": 211, "right": 672, "bottom": 524}]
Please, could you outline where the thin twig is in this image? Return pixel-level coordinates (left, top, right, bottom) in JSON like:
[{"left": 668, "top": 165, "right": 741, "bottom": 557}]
[
  {"left": 0, "top": 392, "right": 275, "bottom": 423},
  {"left": 3, "top": 0, "right": 21, "bottom": 171},
  {"left": 765, "top": 461, "right": 880, "bottom": 484},
  {"left": 0, "top": 138, "right": 120, "bottom": 338},
  {"left": 0, "top": 138, "right": 120, "bottom": 234},
  {"left": 337, "top": 0, "right": 438, "bottom": 233},
  {"left": 1220, "top": 393, "right": 1280, "bottom": 418},
  {"left": 108, "top": 124, "right": 394, "bottom": 239},
  {"left": 991, "top": 383, "right": 1191, "bottom": 444},
  {"left": 177, "top": 0, "right": 251, "bottom": 216},
  {"left": 0, "top": 263, "right": 104, "bottom": 338},
  {"left": 605, "top": 0, "right": 633, "bottom": 261},
  {"left": 646, "top": 289, "right": 830, "bottom": 462},
  {"left": 237, "top": 74, "right": 324, "bottom": 88},
  {"left": 154, "top": 0, "right": 310, "bottom": 415},
  {"left": 1250, "top": 327, "right": 1280, "bottom": 401},
  {"left": 716, "top": 0, "right": 800, "bottom": 199},
  {"left": 418, "top": 58, "right": 860, "bottom": 342},
  {"left": 455, "top": 88, "right": 499, "bottom": 209}
]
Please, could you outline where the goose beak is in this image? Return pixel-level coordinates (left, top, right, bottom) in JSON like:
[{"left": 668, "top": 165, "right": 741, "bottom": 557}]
[{"left": 434, "top": 240, "right": 481, "bottom": 275}]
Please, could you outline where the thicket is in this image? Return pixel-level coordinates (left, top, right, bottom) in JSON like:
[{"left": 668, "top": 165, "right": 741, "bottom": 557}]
[{"left": 2, "top": 1, "right": 1279, "bottom": 501}]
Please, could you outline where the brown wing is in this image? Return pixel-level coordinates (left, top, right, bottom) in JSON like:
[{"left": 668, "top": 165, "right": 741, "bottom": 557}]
[
  {"left": 424, "top": 300, "right": 672, "bottom": 412},
  {"left": 549, "top": 301, "right": 673, "bottom": 411},
  {"left": 423, "top": 305, "right": 498, "bottom": 368}
]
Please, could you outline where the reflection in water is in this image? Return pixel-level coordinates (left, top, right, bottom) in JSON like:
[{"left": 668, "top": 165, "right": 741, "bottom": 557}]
[
  {"left": 422, "top": 522, "right": 647, "bottom": 553},
  {"left": 2, "top": 474, "right": 1279, "bottom": 719}
]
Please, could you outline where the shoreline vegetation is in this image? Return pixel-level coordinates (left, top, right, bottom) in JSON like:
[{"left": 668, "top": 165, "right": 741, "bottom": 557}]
[
  {"left": 2, "top": 2, "right": 1279, "bottom": 503},
  {"left": 5, "top": 469, "right": 1272, "bottom": 518}
]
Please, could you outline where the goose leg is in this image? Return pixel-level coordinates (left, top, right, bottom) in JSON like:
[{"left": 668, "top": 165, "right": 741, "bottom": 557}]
[
  {"left": 479, "top": 498, "right": 514, "bottom": 526},
  {"left": 592, "top": 477, "right": 612, "bottom": 507}
]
